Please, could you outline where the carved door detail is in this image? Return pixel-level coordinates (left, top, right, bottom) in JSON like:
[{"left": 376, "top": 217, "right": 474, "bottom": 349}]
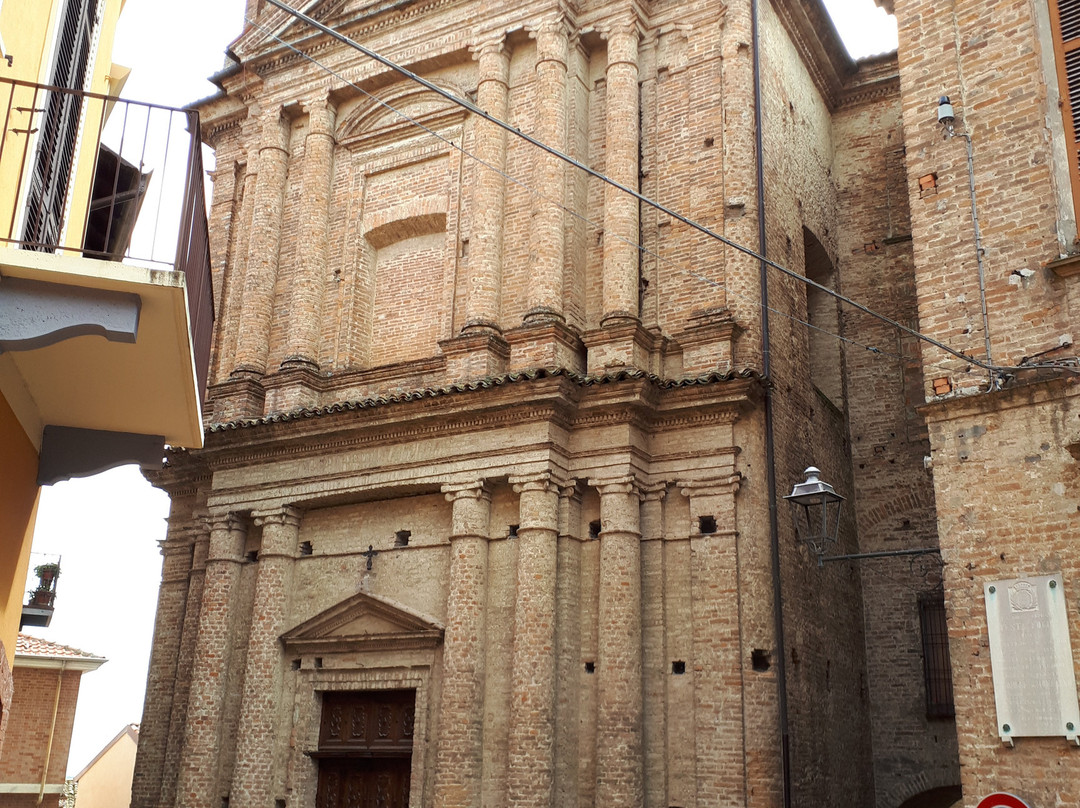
[{"left": 316, "top": 691, "right": 414, "bottom": 808}]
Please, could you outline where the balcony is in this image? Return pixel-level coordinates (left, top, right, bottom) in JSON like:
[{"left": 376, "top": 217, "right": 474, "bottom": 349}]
[{"left": 0, "top": 77, "right": 212, "bottom": 482}]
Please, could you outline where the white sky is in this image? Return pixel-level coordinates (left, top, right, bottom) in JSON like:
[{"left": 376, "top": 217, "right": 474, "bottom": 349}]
[{"left": 22, "top": 0, "right": 895, "bottom": 779}]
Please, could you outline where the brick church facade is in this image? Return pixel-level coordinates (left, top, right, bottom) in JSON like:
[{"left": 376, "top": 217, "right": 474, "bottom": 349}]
[{"left": 132, "top": 0, "right": 1080, "bottom": 806}]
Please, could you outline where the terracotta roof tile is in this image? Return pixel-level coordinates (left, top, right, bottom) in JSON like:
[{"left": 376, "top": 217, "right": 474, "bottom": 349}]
[
  {"left": 16, "top": 633, "right": 104, "bottom": 661},
  {"left": 204, "top": 367, "right": 763, "bottom": 433}
]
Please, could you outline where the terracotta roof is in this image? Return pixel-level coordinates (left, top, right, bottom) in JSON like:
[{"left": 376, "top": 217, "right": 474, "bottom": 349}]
[
  {"left": 16, "top": 633, "right": 105, "bottom": 663},
  {"left": 205, "top": 367, "right": 763, "bottom": 433}
]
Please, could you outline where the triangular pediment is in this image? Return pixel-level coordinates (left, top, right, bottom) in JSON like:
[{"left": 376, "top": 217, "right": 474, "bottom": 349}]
[{"left": 281, "top": 590, "right": 444, "bottom": 654}]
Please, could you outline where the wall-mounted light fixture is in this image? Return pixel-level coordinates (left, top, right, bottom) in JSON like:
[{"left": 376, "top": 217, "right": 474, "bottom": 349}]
[
  {"left": 785, "top": 467, "right": 844, "bottom": 566},
  {"left": 788, "top": 465, "right": 941, "bottom": 567}
]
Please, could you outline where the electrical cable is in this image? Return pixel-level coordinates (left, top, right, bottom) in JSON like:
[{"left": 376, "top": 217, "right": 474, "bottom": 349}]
[
  {"left": 245, "top": 16, "right": 941, "bottom": 379},
  {"left": 250, "top": 0, "right": 1077, "bottom": 381}
]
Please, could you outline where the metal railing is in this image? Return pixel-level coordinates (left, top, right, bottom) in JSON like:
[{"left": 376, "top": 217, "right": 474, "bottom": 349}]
[{"left": 0, "top": 76, "right": 213, "bottom": 398}]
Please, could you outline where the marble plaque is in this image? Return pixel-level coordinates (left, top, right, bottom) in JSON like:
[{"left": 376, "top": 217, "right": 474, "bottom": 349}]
[{"left": 984, "top": 574, "right": 1080, "bottom": 745}]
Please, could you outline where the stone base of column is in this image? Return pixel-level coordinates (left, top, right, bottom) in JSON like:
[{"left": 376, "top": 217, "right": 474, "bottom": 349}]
[
  {"left": 439, "top": 331, "right": 510, "bottom": 380},
  {"left": 263, "top": 365, "right": 323, "bottom": 413},
  {"left": 209, "top": 375, "right": 266, "bottom": 421},
  {"left": 582, "top": 320, "right": 666, "bottom": 375},
  {"left": 505, "top": 319, "right": 585, "bottom": 374},
  {"left": 674, "top": 308, "right": 742, "bottom": 375}
]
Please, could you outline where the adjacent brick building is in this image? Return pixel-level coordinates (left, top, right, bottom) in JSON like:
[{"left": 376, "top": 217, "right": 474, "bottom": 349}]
[
  {"left": 0, "top": 636, "right": 104, "bottom": 808},
  {"left": 134, "top": 0, "right": 1079, "bottom": 806}
]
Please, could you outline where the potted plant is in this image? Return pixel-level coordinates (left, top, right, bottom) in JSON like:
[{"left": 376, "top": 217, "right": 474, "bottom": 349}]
[
  {"left": 33, "top": 562, "right": 60, "bottom": 590},
  {"left": 28, "top": 588, "right": 55, "bottom": 608}
]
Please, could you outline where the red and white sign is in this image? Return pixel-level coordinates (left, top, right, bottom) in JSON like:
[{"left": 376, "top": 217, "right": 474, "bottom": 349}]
[{"left": 976, "top": 794, "right": 1031, "bottom": 808}]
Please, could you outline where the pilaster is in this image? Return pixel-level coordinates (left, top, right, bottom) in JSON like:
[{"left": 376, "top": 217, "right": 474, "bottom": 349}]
[
  {"left": 681, "top": 474, "right": 745, "bottom": 805},
  {"left": 130, "top": 522, "right": 200, "bottom": 808},
  {"left": 175, "top": 513, "right": 248, "bottom": 808},
  {"left": 232, "top": 106, "right": 291, "bottom": 382},
  {"left": 600, "top": 17, "right": 642, "bottom": 327},
  {"left": 281, "top": 96, "right": 336, "bottom": 375},
  {"left": 433, "top": 482, "right": 493, "bottom": 808},
  {"left": 506, "top": 472, "right": 563, "bottom": 808},
  {"left": 639, "top": 484, "right": 667, "bottom": 808},
  {"left": 590, "top": 474, "right": 644, "bottom": 807},
  {"left": 462, "top": 39, "right": 510, "bottom": 336},
  {"left": 231, "top": 506, "right": 302, "bottom": 808},
  {"left": 525, "top": 16, "right": 570, "bottom": 326},
  {"left": 159, "top": 527, "right": 210, "bottom": 808}
]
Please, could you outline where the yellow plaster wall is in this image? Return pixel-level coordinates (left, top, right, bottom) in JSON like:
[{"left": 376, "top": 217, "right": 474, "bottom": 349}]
[
  {"left": 0, "top": 392, "right": 40, "bottom": 664},
  {"left": 0, "top": 0, "right": 127, "bottom": 249},
  {"left": 75, "top": 728, "right": 138, "bottom": 808}
]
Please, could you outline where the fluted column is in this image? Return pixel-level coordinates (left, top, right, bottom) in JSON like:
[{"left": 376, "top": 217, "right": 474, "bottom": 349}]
[
  {"left": 232, "top": 107, "right": 290, "bottom": 377},
  {"left": 507, "top": 472, "right": 562, "bottom": 807},
  {"left": 175, "top": 514, "right": 248, "bottom": 808},
  {"left": 601, "top": 19, "right": 641, "bottom": 325},
  {"left": 525, "top": 18, "right": 569, "bottom": 323},
  {"left": 158, "top": 527, "right": 210, "bottom": 808},
  {"left": 591, "top": 475, "right": 644, "bottom": 807},
  {"left": 463, "top": 41, "right": 510, "bottom": 334},
  {"left": 282, "top": 98, "right": 336, "bottom": 370},
  {"left": 130, "top": 524, "right": 200, "bottom": 808},
  {"left": 231, "top": 506, "right": 301, "bottom": 808},
  {"left": 433, "top": 482, "right": 493, "bottom": 808}
]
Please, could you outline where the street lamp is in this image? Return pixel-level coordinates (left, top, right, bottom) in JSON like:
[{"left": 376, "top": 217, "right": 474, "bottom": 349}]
[{"left": 785, "top": 466, "right": 844, "bottom": 566}]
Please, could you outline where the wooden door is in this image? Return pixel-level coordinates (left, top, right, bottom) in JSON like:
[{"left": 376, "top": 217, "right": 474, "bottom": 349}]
[
  {"left": 316, "top": 758, "right": 411, "bottom": 808},
  {"left": 315, "top": 690, "right": 415, "bottom": 808}
]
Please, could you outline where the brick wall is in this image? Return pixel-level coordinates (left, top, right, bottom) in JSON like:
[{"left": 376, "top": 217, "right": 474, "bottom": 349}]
[{"left": 0, "top": 667, "right": 81, "bottom": 787}]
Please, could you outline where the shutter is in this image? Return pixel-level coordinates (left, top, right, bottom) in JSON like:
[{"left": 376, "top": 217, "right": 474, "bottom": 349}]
[
  {"left": 1050, "top": 0, "right": 1080, "bottom": 216},
  {"left": 23, "top": 0, "right": 96, "bottom": 248}
]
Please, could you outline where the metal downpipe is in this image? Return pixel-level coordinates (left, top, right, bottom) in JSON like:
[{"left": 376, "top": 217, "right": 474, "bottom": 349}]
[{"left": 751, "top": 0, "right": 793, "bottom": 804}]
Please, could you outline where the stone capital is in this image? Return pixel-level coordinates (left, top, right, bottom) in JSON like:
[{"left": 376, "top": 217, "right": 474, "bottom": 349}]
[
  {"left": 444, "top": 481, "right": 493, "bottom": 539},
  {"left": 442, "top": 480, "right": 493, "bottom": 503},
  {"left": 469, "top": 34, "right": 508, "bottom": 61},
  {"left": 598, "top": 12, "right": 641, "bottom": 40},
  {"left": 640, "top": 482, "right": 668, "bottom": 502},
  {"left": 206, "top": 511, "right": 249, "bottom": 561},
  {"left": 302, "top": 94, "right": 337, "bottom": 138},
  {"left": 252, "top": 504, "right": 304, "bottom": 530},
  {"left": 527, "top": 14, "right": 571, "bottom": 63},
  {"left": 588, "top": 474, "right": 643, "bottom": 498},
  {"left": 205, "top": 510, "right": 246, "bottom": 534},
  {"left": 258, "top": 105, "right": 291, "bottom": 153},
  {"left": 509, "top": 470, "right": 569, "bottom": 496}
]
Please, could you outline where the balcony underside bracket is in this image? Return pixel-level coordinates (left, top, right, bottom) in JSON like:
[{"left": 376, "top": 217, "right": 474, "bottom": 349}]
[
  {"left": 38, "top": 425, "right": 163, "bottom": 485},
  {"left": 0, "top": 276, "right": 140, "bottom": 352}
]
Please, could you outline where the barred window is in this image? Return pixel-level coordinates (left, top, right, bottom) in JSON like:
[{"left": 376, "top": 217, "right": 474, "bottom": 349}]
[{"left": 918, "top": 591, "right": 955, "bottom": 719}]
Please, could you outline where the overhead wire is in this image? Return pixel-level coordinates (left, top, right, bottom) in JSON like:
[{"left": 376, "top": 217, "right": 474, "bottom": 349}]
[
  {"left": 249, "top": 0, "right": 1074, "bottom": 381},
  {"left": 244, "top": 14, "right": 935, "bottom": 377}
]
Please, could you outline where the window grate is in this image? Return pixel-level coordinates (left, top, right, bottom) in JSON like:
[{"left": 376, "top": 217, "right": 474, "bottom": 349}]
[{"left": 918, "top": 591, "right": 955, "bottom": 719}]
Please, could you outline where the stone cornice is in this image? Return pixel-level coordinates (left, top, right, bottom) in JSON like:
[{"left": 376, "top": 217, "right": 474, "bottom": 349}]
[{"left": 770, "top": 0, "right": 855, "bottom": 111}]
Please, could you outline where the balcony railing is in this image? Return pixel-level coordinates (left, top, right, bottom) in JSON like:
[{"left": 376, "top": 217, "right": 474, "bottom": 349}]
[{"left": 0, "top": 76, "right": 214, "bottom": 399}]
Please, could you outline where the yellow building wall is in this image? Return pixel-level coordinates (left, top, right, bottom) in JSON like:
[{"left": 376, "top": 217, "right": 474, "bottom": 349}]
[
  {"left": 0, "top": 392, "right": 40, "bottom": 674},
  {"left": 74, "top": 728, "right": 138, "bottom": 808},
  {"left": 0, "top": 0, "right": 127, "bottom": 250},
  {"left": 0, "top": 0, "right": 127, "bottom": 742}
]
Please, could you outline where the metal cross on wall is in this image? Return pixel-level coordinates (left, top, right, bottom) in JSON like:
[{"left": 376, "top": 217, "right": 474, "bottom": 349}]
[{"left": 360, "top": 544, "right": 379, "bottom": 571}]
